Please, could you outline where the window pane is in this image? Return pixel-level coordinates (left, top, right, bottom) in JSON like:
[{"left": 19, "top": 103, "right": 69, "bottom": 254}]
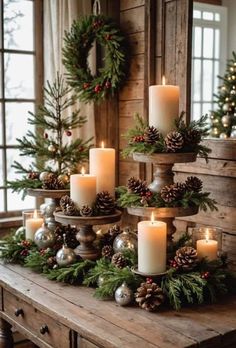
[
  {"left": 203, "top": 60, "right": 213, "bottom": 100},
  {"left": 7, "top": 190, "right": 35, "bottom": 211},
  {"left": 192, "top": 103, "right": 201, "bottom": 121},
  {"left": 215, "top": 13, "right": 220, "bottom": 22},
  {"left": 193, "top": 59, "right": 201, "bottom": 101},
  {"left": 4, "top": 0, "right": 33, "bottom": 51},
  {"left": 194, "top": 27, "right": 202, "bottom": 58},
  {"left": 193, "top": 10, "right": 201, "bottom": 19},
  {"left": 0, "top": 150, "right": 4, "bottom": 186},
  {"left": 0, "top": 190, "right": 4, "bottom": 212},
  {"left": 6, "top": 148, "right": 32, "bottom": 181},
  {"left": 202, "top": 103, "right": 212, "bottom": 116},
  {"left": 203, "top": 28, "right": 213, "bottom": 58},
  {"left": 203, "top": 11, "right": 214, "bottom": 21},
  {"left": 215, "top": 29, "right": 219, "bottom": 59},
  {"left": 6, "top": 102, "right": 34, "bottom": 145},
  {"left": 214, "top": 61, "right": 219, "bottom": 94},
  {"left": 4, "top": 53, "right": 34, "bottom": 98}
]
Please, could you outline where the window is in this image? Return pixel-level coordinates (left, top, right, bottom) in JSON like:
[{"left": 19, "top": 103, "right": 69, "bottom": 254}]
[
  {"left": 191, "top": 2, "right": 227, "bottom": 121},
  {"left": 0, "top": 0, "right": 43, "bottom": 216}
]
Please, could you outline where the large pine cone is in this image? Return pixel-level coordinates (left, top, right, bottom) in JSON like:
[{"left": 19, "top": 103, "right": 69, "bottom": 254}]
[
  {"left": 55, "top": 225, "right": 79, "bottom": 249},
  {"left": 94, "top": 191, "right": 116, "bottom": 215},
  {"left": 184, "top": 129, "right": 201, "bottom": 146},
  {"left": 42, "top": 173, "right": 65, "bottom": 190},
  {"left": 59, "top": 195, "right": 79, "bottom": 216},
  {"left": 60, "top": 195, "right": 73, "bottom": 211},
  {"left": 80, "top": 205, "right": 93, "bottom": 217},
  {"left": 135, "top": 282, "right": 165, "bottom": 312},
  {"left": 102, "top": 245, "right": 114, "bottom": 259},
  {"left": 111, "top": 252, "right": 127, "bottom": 268},
  {"left": 160, "top": 183, "right": 185, "bottom": 203},
  {"left": 165, "top": 131, "right": 184, "bottom": 152},
  {"left": 174, "top": 246, "right": 198, "bottom": 270},
  {"left": 144, "top": 126, "right": 160, "bottom": 144},
  {"left": 185, "top": 176, "right": 203, "bottom": 193},
  {"left": 127, "top": 177, "right": 148, "bottom": 196}
]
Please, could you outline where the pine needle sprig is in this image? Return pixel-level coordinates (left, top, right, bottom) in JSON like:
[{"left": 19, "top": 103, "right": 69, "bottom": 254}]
[{"left": 24, "top": 249, "right": 55, "bottom": 273}]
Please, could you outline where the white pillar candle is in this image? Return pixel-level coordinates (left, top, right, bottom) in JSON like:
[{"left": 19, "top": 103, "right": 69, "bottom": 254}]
[
  {"left": 138, "top": 214, "right": 167, "bottom": 274},
  {"left": 25, "top": 210, "right": 43, "bottom": 240},
  {"left": 70, "top": 168, "right": 97, "bottom": 209},
  {"left": 89, "top": 142, "right": 115, "bottom": 196},
  {"left": 197, "top": 234, "right": 218, "bottom": 261},
  {"left": 149, "top": 77, "right": 180, "bottom": 136}
]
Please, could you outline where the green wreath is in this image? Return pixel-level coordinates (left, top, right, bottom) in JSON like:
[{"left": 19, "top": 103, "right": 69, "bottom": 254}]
[{"left": 63, "top": 15, "right": 128, "bottom": 103}]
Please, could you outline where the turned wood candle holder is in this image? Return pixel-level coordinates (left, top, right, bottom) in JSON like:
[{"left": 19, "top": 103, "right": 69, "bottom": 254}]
[
  {"left": 54, "top": 210, "right": 122, "bottom": 260},
  {"left": 129, "top": 152, "right": 198, "bottom": 246}
]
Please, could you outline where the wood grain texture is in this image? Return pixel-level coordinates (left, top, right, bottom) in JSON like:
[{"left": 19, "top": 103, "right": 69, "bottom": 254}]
[
  {"left": 1, "top": 264, "right": 236, "bottom": 348},
  {"left": 120, "top": 0, "right": 145, "bottom": 11},
  {"left": 120, "top": 6, "right": 145, "bottom": 33}
]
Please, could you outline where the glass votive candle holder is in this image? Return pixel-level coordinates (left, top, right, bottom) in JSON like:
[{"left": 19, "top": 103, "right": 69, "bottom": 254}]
[
  {"left": 191, "top": 226, "right": 222, "bottom": 261},
  {"left": 23, "top": 209, "right": 44, "bottom": 240}
]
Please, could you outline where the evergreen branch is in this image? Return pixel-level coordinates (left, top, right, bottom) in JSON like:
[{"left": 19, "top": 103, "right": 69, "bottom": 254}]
[{"left": 24, "top": 249, "right": 55, "bottom": 273}]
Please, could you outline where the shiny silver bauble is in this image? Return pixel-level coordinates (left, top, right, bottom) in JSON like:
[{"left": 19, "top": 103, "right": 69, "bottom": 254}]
[
  {"left": 56, "top": 245, "right": 76, "bottom": 267},
  {"left": 221, "top": 114, "right": 231, "bottom": 127},
  {"left": 15, "top": 226, "right": 25, "bottom": 240},
  {"left": 97, "top": 274, "right": 107, "bottom": 287},
  {"left": 219, "top": 132, "right": 228, "bottom": 139},
  {"left": 222, "top": 103, "right": 229, "bottom": 112},
  {"left": 39, "top": 171, "right": 50, "bottom": 182},
  {"left": 34, "top": 224, "right": 55, "bottom": 249},
  {"left": 230, "top": 126, "right": 236, "bottom": 138},
  {"left": 45, "top": 201, "right": 57, "bottom": 217},
  {"left": 113, "top": 228, "right": 137, "bottom": 253},
  {"left": 115, "top": 282, "right": 133, "bottom": 306}
]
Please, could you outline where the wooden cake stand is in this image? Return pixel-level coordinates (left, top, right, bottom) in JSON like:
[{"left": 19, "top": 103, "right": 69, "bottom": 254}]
[{"left": 54, "top": 210, "right": 122, "bottom": 260}]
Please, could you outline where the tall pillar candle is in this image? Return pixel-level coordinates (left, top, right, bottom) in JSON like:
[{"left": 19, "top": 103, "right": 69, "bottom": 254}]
[
  {"left": 149, "top": 78, "right": 180, "bottom": 136},
  {"left": 138, "top": 217, "right": 167, "bottom": 274},
  {"left": 25, "top": 210, "right": 44, "bottom": 240},
  {"left": 70, "top": 169, "right": 96, "bottom": 208},
  {"left": 89, "top": 143, "right": 115, "bottom": 196}
]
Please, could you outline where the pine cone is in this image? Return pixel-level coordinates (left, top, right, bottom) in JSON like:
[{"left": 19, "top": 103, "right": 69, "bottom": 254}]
[
  {"left": 27, "top": 172, "right": 40, "bottom": 180},
  {"left": 47, "top": 256, "right": 57, "bottom": 269},
  {"left": 60, "top": 195, "right": 73, "bottom": 211},
  {"left": 42, "top": 173, "right": 65, "bottom": 190},
  {"left": 94, "top": 191, "right": 116, "bottom": 215},
  {"left": 80, "top": 205, "right": 93, "bottom": 217},
  {"left": 165, "top": 131, "right": 184, "bottom": 152},
  {"left": 55, "top": 225, "right": 79, "bottom": 249},
  {"left": 65, "top": 203, "right": 79, "bottom": 216},
  {"left": 102, "top": 245, "right": 114, "bottom": 259},
  {"left": 111, "top": 252, "right": 127, "bottom": 268},
  {"left": 185, "top": 176, "right": 203, "bottom": 193},
  {"left": 174, "top": 246, "right": 198, "bottom": 270},
  {"left": 127, "top": 177, "right": 148, "bottom": 196},
  {"left": 160, "top": 183, "right": 185, "bottom": 203},
  {"left": 135, "top": 282, "right": 165, "bottom": 312},
  {"left": 184, "top": 129, "right": 201, "bottom": 146},
  {"left": 144, "top": 126, "right": 160, "bottom": 144}
]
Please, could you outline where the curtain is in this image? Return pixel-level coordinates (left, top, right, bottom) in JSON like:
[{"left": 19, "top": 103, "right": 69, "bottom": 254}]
[{"left": 43, "top": 0, "right": 96, "bottom": 147}]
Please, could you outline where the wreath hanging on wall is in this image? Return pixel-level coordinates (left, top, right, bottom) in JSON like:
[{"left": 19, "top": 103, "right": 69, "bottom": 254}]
[{"left": 62, "top": 14, "right": 128, "bottom": 103}]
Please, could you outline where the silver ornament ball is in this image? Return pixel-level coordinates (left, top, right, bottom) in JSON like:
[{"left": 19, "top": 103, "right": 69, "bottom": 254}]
[
  {"left": 56, "top": 245, "right": 76, "bottom": 267},
  {"left": 230, "top": 126, "right": 236, "bottom": 138},
  {"left": 48, "top": 144, "right": 56, "bottom": 152},
  {"left": 34, "top": 224, "right": 55, "bottom": 249},
  {"left": 221, "top": 114, "right": 231, "bottom": 127},
  {"left": 97, "top": 274, "right": 107, "bottom": 287},
  {"left": 15, "top": 226, "right": 25, "bottom": 239},
  {"left": 222, "top": 103, "right": 229, "bottom": 112},
  {"left": 113, "top": 228, "right": 137, "bottom": 253},
  {"left": 219, "top": 133, "right": 228, "bottom": 139},
  {"left": 115, "top": 282, "right": 133, "bottom": 306},
  {"left": 39, "top": 171, "right": 50, "bottom": 182}
]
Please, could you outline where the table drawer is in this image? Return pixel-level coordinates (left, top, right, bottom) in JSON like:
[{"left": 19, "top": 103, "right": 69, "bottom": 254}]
[{"left": 3, "top": 289, "right": 70, "bottom": 348}]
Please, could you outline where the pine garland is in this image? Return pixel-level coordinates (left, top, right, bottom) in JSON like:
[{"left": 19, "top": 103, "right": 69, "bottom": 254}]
[
  {"left": 122, "top": 113, "right": 210, "bottom": 161},
  {"left": 63, "top": 14, "right": 128, "bottom": 103}
]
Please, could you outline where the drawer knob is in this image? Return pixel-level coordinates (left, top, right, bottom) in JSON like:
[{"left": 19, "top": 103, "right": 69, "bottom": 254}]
[
  {"left": 40, "top": 325, "right": 49, "bottom": 335},
  {"left": 15, "top": 308, "right": 24, "bottom": 317}
]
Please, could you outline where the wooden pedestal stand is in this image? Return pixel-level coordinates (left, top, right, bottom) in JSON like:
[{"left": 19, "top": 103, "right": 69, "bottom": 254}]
[
  {"left": 54, "top": 210, "right": 122, "bottom": 260},
  {"left": 27, "top": 189, "right": 70, "bottom": 231},
  {"left": 129, "top": 152, "right": 199, "bottom": 247}
]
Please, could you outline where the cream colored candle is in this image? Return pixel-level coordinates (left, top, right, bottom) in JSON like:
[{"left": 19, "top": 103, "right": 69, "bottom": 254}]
[
  {"left": 197, "top": 236, "right": 218, "bottom": 261},
  {"left": 149, "top": 77, "right": 180, "bottom": 136},
  {"left": 89, "top": 142, "right": 115, "bottom": 196},
  {"left": 70, "top": 168, "right": 97, "bottom": 208},
  {"left": 138, "top": 214, "right": 167, "bottom": 274},
  {"left": 25, "top": 210, "right": 43, "bottom": 240}
]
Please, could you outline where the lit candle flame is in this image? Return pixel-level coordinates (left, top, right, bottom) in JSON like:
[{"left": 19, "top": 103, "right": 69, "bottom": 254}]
[
  {"left": 101, "top": 141, "right": 105, "bottom": 148},
  {"left": 205, "top": 229, "right": 209, "bottom": 243},
  {"left": 162, "top": 76, "right": 166, "bottom": 86},
  {"left": 81, "top": 167, "right": 85, "bottom": 175},
  {"left": 33, "top": 209, "right": 38, "bottom": 219},
  {"left": 151, "top": 212, "right": 155, "bottom": 224}
]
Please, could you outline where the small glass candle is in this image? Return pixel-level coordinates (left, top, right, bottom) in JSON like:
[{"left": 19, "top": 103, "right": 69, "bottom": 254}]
[
  {"left": 23, "top": 210, "right": 44, "bottom": 240},
  {"left": 192, "top": 227, "right": 222, "bottom": 261}
]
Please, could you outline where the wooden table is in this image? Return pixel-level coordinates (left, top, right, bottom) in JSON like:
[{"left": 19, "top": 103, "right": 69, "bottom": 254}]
[{"left": 0, "top": 264, "right": 236, "bottom": 348}]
